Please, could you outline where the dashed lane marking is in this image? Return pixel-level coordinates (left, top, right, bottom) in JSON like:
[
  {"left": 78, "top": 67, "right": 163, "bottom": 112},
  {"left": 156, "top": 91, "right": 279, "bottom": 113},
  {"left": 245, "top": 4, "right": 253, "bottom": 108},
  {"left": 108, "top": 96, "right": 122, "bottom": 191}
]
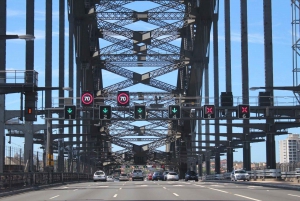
[
  {"left": 173, "top": 193, "right": 179, "bottom": 196},
  {"left": 234, "top": 194, "right": 261, "bottom": 201},
  {"left": 49, "top": 195, "right": 60, "bottom": 200},
  {"left": 209, "top": 188, "right": 228, "bottom": 194},
  {"left": 113, "top": 194, "right": 118, "bottom": 198},
  {"left": 173, "top": 185, "right": 183, "bottom": 186},
  {"left": 119, "top": 187, "right": 122, "bottom": 190},
  {"left": 288, "top": 194, "right": 300, "bottom": 198},
  {"left": 194, "top": 185, "right": 205, "bottom": 187}
]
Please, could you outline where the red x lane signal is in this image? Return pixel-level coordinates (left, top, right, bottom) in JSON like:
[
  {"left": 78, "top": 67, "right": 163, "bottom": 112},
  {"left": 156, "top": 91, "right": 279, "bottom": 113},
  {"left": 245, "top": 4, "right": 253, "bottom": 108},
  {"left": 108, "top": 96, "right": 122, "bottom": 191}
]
[
  {"left": 203, "top": 105, "right": 215, "bottom": 119},
  {"left": 238, "top": 104, "right": 250, "bottom": 119}
]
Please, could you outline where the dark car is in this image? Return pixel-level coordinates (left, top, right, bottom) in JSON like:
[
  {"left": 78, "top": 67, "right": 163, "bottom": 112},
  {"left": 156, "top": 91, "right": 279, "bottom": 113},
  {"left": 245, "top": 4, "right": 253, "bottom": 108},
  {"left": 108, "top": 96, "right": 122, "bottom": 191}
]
[
  {"left": 185, "top": 171, "right": 198, "bottom": 181},
  {"left": 152, "top": 172, "right": 164, "bottom": 181},
  {"left": 162, "top": 171, "right": 170, "bottom": 181}
]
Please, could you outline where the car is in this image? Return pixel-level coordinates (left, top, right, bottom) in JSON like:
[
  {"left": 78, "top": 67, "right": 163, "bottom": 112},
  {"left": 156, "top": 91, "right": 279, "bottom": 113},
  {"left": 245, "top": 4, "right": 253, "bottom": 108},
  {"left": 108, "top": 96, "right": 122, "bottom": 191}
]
[
  {"left": 165, "top": 172, "right": 179, "bottom": 181},
  {"left": 147, "top": 173, "right": 153, "bottom": 181},
  {"left": 131, "top": 169, "right": 144, "bottom": 181},
  {"left": 162, "top": 171, "right": 170, "bottom": 181},
  {"left": 152, "top": 172, "right": 164, "bottom": 181},
  {"left": 119, "top": 173, "right": 129, "bottom": 181},
  {"left": 231, "top": 169, "right": 250, "bottom": 181},
  {"left": 93, "top": 170, "right": 107, "bottom": 182},
  {"left": 106, "top": 175, "right": 115, "bottom": 182},
  {"left": 185, "top": 171, "right": 198, "bottom": 182}
]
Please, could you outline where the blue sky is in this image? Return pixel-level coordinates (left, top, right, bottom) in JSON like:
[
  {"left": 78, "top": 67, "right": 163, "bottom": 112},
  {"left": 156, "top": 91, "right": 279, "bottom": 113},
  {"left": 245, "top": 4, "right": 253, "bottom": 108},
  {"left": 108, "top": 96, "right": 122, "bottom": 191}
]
[{"left": 4, "top": 0, "right": 297, "bottom": 163}]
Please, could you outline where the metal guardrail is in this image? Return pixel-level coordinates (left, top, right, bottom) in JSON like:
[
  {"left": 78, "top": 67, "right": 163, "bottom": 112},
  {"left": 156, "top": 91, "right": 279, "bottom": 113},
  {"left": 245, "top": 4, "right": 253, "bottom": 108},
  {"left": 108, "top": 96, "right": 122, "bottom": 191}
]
[
  {"left": 0, "top": 172, "right": 91, "bottom": 192},
  {"left": 203, "top": 169, "right": 300, "bottom": 181}
]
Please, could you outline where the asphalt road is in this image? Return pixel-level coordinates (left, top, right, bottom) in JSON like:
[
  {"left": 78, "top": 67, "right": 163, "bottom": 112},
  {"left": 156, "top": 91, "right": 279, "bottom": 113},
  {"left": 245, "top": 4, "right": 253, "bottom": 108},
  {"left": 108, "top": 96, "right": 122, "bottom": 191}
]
[{"left": 1, "top": 180, "right": 300, "bottom": 201}]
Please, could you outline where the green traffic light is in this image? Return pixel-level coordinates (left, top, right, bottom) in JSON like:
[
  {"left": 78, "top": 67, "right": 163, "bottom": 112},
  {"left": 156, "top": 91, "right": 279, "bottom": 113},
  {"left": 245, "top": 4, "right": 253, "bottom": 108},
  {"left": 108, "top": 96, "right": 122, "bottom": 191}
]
[
  {"left": 103, "top": 107, "right": 108, "bottom": 113},
  {"left": 67, "top": 108, "right": 73, "bottom": 114}
]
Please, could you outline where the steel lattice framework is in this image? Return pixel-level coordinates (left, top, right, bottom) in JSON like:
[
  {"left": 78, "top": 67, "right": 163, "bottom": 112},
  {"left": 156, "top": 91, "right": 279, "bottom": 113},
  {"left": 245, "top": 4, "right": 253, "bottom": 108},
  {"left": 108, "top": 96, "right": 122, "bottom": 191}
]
[{"left": 71, "top": 0, "right": 216, "bottom": 175}]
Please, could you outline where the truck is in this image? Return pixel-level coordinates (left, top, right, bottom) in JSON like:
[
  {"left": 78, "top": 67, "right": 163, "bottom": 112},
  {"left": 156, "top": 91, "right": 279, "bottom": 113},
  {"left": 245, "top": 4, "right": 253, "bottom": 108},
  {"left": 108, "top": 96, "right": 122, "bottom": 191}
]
[{"left": 131, "top": 169, "right": 144, "bottom": 181}]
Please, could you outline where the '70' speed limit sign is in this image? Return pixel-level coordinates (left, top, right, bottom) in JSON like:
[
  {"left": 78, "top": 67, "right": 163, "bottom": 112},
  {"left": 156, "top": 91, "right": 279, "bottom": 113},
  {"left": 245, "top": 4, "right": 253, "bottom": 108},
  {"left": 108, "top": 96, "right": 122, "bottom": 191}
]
[{"left": 81, "top": 92, "right": 93, "bottom": 106}]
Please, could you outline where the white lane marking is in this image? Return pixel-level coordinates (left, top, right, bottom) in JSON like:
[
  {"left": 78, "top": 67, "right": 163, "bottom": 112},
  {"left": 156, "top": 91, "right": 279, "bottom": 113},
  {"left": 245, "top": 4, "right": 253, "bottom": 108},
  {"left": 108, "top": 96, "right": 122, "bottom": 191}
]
[
  {"left": 173, "top": 185, "right": 183, "bottom": 186},
  {"left": 119, "top": 187, "right": 122, "bottom": 190},
  {"left": 113, "top": 194, "right": 118, "bottom": 198},
  {"left": 288, "top": 194, "right": 300, "bottom": 198},
  {"left": 98, "top": 186, "right": 109, "bottom": 187},
  {"left": 49, "top": 195, "right": 60, "bottom": 200},
  {"left": 73, "top": 189, "right": 78, "bottom": 191},
  {"left": 209, "top": 188, "right": 228, "bottom": 194},
  {"left": 173, "top": 193, "right": 179, "bottom": 196},
  {"left": 195, "top": 185, "right": 205, "bottom": 187},
  {"left": 163, "top": 187, "right": 166, "bottom": 189},
  {"left": 210, "top": 185, "right": 223, "bottom": 187},
  {"left": 234, "top": 194, "right": 261, "bottom": 201},
  {"left": 63, "top": 186, "right": 68, "bottom": 189},
  {"left": 140, "top": 185, "right": 148, "bottom": 187}
]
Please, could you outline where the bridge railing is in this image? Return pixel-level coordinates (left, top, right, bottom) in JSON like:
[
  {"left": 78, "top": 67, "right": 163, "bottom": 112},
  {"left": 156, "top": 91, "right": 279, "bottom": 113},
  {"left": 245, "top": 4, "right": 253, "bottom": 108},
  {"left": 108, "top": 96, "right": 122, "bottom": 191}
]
[
  {"left": 203, "top": 169, "right": 300, "bottom": 182},
  {"left": 0, "top": 172, "right": 91, "bottom": 192}
]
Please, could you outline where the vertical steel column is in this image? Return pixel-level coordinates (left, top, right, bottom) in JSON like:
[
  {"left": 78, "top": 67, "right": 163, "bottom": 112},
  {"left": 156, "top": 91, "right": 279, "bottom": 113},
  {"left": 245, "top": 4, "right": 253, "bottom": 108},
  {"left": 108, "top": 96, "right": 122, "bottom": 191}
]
[
  {"left": 213, "top": 5, "right": 220, "bottom": 174},
  {"left": 46, "top": 119, "right": 53, "bottom": 171},
  {"left": 58, "top": 0, "right": 65, "bottom": 173},
  {"left": 240, "top": 0, "right": 251, "bottom": 171},
  {"left": 24, "top": 0, "right": 35, "bottom": 172},
  {"left": 76, "top": 63, "right": 82, "bottom": 173},
  {"left": 205, "top": 62, "right": 210, "bottom": 175},
  {"left": 264, "top": 0, "right": 275, "bottom": 169},
  {"left": 0, "top": 0, "right": 6, "bottom": 174},
  {"left": 68, "top": 1, "right": 74, "bottom": 173},
  {"left": 45, "top": 0, "right": 53, "bottom": 171},
  {"left": 224, "top": 0, "right": 233, "bottom": 173}
]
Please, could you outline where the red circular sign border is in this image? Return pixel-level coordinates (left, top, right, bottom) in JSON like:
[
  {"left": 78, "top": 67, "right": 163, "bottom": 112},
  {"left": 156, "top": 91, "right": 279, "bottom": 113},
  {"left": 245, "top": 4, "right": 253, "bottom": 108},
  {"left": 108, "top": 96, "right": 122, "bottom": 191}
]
[
  {"left": 81, "top": 92, "right": 93, "bottom": 105},
  {"left": 117, "top": 92, "right": 129, "bottom": 105}
]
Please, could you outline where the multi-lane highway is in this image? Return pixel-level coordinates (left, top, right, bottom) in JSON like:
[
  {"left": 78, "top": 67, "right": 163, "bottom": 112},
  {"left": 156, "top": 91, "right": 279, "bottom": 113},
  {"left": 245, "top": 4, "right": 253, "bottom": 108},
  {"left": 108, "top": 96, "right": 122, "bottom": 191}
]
[{"left": 1, "top": 180, "right": 300, "bottom": 201}]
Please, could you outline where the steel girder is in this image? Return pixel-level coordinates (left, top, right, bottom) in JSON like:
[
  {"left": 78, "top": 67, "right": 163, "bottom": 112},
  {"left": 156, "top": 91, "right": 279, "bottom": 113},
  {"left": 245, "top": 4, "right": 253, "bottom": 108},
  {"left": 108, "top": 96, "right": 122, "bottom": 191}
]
[
  {"left": 96, "top": 12, "right": 185, "bottom": 20},
  {"left": 89, "top": 0, "right": 200, "bottom": 163}
]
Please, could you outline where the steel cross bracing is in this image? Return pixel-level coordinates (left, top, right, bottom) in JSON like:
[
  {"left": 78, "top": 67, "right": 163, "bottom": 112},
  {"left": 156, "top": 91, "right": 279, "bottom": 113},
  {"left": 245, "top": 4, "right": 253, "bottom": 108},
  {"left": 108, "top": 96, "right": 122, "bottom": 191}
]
[{"left": 87, "top": 0, "right": 200, "bottom": 165}]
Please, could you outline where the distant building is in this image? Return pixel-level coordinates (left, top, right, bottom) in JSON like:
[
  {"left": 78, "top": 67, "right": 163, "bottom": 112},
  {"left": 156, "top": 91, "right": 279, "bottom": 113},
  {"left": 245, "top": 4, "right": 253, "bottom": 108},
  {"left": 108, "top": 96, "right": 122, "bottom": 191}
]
[{"left": 279, "top": 134, "right": 300, "bottom": 163}]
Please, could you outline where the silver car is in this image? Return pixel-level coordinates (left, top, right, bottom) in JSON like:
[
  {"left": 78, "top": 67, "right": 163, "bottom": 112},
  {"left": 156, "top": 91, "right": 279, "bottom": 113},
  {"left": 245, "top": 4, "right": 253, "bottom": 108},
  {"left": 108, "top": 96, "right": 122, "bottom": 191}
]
[
  {"left": 93, "top": 171, "right": 107, "bottom": 182},
  {"left": 119, "top": 173, "right": 129, "bottom": 181},
  {"left": 231, "top": 169, "right": 250, "bottom": 181}
]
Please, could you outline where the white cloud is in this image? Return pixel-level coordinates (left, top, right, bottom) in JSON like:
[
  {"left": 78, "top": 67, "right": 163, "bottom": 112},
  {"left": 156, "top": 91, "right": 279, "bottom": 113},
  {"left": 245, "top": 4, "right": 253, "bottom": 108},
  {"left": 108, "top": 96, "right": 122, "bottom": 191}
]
[{"left": 6, "top": 9, "right": 26, "bottom": 17}]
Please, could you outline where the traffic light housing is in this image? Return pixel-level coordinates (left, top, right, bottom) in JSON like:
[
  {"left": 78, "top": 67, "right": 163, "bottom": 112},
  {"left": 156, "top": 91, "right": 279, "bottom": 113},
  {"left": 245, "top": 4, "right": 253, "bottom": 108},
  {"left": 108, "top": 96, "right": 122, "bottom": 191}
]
[
  {"left": 134, "top": 105, "right": 146, "bottom": 120},
  {"left": 237, "top": 104, "right": 250, "bottom": 119},
  {"left": 168, "top": 105, "right": 181, "bottom": 119},
  {"left": 64, "top": 105, "right": 76, "bottom": 120},
  {"left": 100, "top": 105, "right": 112, "bottom": 120},
  {"left": 25, "top": 91, "right": 37, "bottom": 121},
  {"left": 203, "top": 105, "right": 215, "bottom": 119}
]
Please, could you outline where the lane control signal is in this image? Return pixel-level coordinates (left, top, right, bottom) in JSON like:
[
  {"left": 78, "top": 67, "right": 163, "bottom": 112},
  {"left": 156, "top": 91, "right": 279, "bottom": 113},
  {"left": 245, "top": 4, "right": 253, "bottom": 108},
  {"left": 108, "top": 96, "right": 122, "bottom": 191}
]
[{"left": 203, "top": 105, "right": 215, "bottom": 119}]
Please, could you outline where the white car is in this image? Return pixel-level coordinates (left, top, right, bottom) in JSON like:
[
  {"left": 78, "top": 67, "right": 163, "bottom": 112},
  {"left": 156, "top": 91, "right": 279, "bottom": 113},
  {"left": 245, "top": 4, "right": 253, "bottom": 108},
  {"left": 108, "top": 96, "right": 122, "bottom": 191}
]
[
  {"left": 231, "top": 169, "right": 250, "bottom": 181},
  {"left": 93, "top": 170, "right": 107, "bottom": 182},
  {"left": 166, "top": 172, "right": 179, "bottom": 181},
  {"left": 106, "top": 175, "right": 115, "bottom": 182},
  {"left": 119, "top": 173, "right": 129, "bottom": 181}
]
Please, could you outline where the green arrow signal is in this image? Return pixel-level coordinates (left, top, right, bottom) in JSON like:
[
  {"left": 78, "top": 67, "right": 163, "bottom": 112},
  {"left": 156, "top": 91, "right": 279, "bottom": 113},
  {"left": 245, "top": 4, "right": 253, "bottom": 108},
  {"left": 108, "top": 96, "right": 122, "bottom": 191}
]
[
  {"left": 137, "top": 108, "right": 143, "bottom": 113},
  {"left": 172, "top": 108, "right": 177, "bottom": 113},
  {"left": 67, "top": 108, "right": 73, "bottom": 114},
  {"left": 103, "top": 108, "right": 108, "bottom": 113}
]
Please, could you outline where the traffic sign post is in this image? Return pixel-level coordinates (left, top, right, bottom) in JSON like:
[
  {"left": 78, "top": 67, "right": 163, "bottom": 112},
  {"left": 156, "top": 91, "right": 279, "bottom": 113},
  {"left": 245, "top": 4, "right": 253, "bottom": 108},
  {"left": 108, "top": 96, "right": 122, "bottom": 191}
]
[
  {"left": 64, "top": 105, "right": 76, "bottom": 120},
  {"left": 168, "top": 105, "right": 181, "bottom": 119},
  {"left": 117, "top": 91, "right": 130, "bottom": 106},
  {"left": 203, "top": 105, "right": 215, "bottom": 119},
  {"left": 237, "top": 104, "right": 250, "bottom": 119},
  {"left": 100, "top": 105, "right": 112, "bottom": 120},
  {"left": 134, "top": 105, "right": 146, "bottom": 120}
]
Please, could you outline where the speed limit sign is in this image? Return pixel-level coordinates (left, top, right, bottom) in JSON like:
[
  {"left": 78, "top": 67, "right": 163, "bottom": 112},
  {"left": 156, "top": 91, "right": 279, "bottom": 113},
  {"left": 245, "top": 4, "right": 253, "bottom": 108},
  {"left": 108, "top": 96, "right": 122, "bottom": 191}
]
[{"left": 81, "top": 91, "right": 93, "bottom": 106}]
